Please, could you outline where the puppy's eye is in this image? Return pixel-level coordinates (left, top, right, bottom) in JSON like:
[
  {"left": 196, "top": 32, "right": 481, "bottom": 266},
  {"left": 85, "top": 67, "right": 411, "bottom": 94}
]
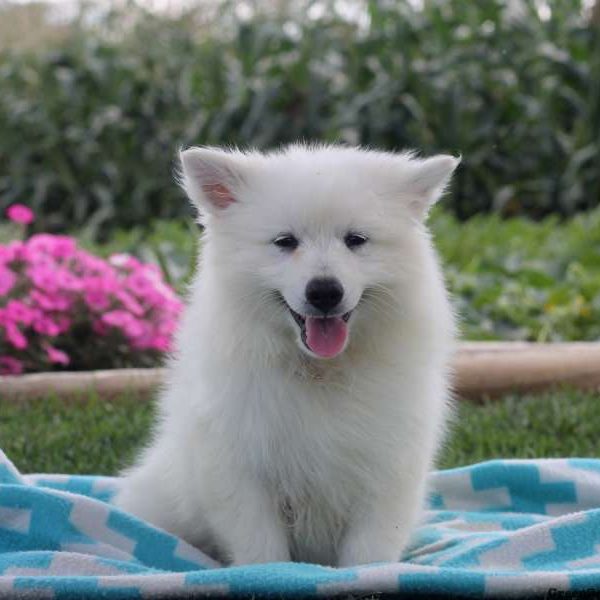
[
  {"left": 273, "top": 234, "right": 299, "bottom": 251},
  {"left": 344, "top": 233, "right": 369, "bottom": 250}
]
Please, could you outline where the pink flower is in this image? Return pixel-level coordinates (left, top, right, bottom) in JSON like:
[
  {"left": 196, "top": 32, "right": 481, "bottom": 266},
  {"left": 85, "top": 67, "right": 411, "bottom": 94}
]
[
  {"left": 32, "top": 315, "right": 61, "bottom": 336},
  {"left": 29, "top": 290, "right": 56, "bottom": 311},
  {"left": 5, "top": 300, "right": 35, "bottom": 326},
  {"left": 115, "top": 289, "right": 144, "bottom": 316},
  {"left": 53, "top": 314, "right": 71, "bottom": 334},
  {"left": 148, "top": 335, "right": 171, "bottom": 351},
  {"left": 109, "top": 253, "right": 142, "bottom": 271},
  {"left": 0, "top": 241, "right": 26, "bottom": 264},
  {"left": 101, "top": 310, "right": 145, "bottom": 339},
  {"left": 126, "top": 272, "right": 155, "bottom": 296},
  {"left": 82, "top": 275, "right": 118, "bottom": 311},
  {"left": 55, "top": 269, "right": 83, "bottom": 293},
  {"left": 84, "top": 289, "right": 110, "bottom": 311},
  {"left": 6, "top": 204, "right": 34, "bottom": 225},
  {"left": 44, "top": 344, "right": 70, "bottom": 366},
  {"left": 28, "top": 234, "right": 76, "bottom": 259},
  {"left": 4, "top": 322, "right": 27, "bottom": 349},
  {"left": 27, "top": 265, "right": 60, "bottom": 294},
  {"left": 0, "top": 356, "right": 24, "bottom": 375},
  {"left": 75, "top": 252, "right": 112, "bottom": 276},
  {"left": 29, "top": 290, "right": 71, "bottom": 312},
  {"left": 101, "top": 310, "right": 132, "bottom": 329},
  {"left": 124, "top": 318, "right": 145, "bottom": 339},
  {"left": 0, "top": 230, "right": 183, "bottom": 373},
  {"left": 92, "top": 319, "right": 109, "bottom": 336},
  {"left": 0, "top": 267, "right": 16, "bottom": 295}
]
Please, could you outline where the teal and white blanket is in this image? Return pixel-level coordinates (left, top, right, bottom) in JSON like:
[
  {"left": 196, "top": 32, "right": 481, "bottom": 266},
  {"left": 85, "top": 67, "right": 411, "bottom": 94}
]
[{"left": 1, "top": 449, "right": 600, "bottom": 598}]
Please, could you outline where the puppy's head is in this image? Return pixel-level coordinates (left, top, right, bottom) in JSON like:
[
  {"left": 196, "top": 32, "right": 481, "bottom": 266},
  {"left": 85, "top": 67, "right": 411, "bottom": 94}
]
[{"left": 180, "top": 145, "right": 458, "bottom": 360}]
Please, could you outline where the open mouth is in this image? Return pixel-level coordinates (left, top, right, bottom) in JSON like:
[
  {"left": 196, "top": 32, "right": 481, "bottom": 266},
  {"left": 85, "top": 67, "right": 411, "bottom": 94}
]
[{"left": 288, "top": 307, "right": 352, "bottom": 359}]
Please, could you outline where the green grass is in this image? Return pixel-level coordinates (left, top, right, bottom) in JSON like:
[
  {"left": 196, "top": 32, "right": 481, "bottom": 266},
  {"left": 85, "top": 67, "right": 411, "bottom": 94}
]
[
  {"left": 439, "top": 388, "right": 600, "bottom": 469},
  {"left": 1, "top": 388, "right": 599, "bottom": 475},
  {"left": 0, "top": 393, "right": 154, "bottom": 475}
]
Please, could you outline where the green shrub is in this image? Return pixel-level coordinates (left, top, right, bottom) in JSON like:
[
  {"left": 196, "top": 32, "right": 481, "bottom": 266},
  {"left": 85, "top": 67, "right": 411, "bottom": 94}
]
[
  {"left": 0, "top": 0, "right": 598, "bottom": 237},
  {"left": 0, "top": 214, "right": 184, "bottom": 374},
  {"left": 433, "top": 208, "right": 600, "bottom": 341}
]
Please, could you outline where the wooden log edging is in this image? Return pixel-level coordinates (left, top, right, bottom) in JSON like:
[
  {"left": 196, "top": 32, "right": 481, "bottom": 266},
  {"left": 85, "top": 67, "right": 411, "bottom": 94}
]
[
  {"left": 0, "top": 368, "right": 167, "bottom": 403},
  {"left": 454, "top": 342, "right": 600, "bottom": 400},
  {"left": 1, "top": 342, "right": 599, "bottom": 403}
]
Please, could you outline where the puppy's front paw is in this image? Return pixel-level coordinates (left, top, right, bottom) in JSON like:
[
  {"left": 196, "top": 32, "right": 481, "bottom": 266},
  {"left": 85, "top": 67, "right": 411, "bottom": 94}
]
[
  {"left": 337, "top": 535, "right": 402, "bottom": 567},
  {"left": 226, "top": 523, "right": 291, "bottom": 566},
  {"left": 231, "top": 544, "right": 291, "bottom": 566}
]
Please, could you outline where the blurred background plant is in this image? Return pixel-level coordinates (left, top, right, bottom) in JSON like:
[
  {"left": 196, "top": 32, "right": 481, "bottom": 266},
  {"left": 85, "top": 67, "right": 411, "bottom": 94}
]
[
  {"left": 0, "top": 205, "right": 183, "bottom": 374},
  {"left": 0, "top": 0, "right": 599, "bottom": 367},
  {"left": 0, "top": 0, "right": 598, "bottom": 239}
]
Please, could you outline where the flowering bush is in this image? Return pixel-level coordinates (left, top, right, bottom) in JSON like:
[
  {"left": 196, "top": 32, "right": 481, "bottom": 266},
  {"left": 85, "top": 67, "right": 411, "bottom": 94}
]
[{"left": 0, "top": 205, "right": 182, "bottom": 375}]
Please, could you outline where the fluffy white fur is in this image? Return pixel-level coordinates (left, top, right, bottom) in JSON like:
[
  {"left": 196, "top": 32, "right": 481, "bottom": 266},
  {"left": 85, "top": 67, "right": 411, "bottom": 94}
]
[{"left": 115, "top": 144, "right": 459, "bottom": 567}]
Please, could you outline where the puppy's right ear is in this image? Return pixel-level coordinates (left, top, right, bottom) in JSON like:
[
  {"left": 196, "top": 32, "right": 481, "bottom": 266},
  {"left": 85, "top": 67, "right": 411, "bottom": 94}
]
[{"left": 179, "top": 147, "right": 245, "bottom": 215}]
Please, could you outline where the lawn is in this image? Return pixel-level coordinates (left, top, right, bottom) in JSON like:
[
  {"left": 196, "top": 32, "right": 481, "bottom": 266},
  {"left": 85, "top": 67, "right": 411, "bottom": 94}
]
[{"left": 1, "top": 388, "right": 599, "bottom": 476}]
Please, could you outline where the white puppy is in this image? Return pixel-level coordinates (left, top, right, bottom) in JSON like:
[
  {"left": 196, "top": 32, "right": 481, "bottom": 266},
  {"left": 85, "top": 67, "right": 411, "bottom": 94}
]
[{"left": 115, "top": 144, "right": 458, "bottom": 567}]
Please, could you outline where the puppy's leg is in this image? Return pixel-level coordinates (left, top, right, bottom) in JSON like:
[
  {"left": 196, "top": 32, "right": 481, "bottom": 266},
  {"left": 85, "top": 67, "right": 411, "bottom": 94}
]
[
  {"left": 116, "top": 460, "right": 182, "bottom": 535},
  {"left": 207, "top": 473, "right": 291, "bottom": 565},
  {"left": 337, "top": 480, "right": 426, "bottom": 567}
]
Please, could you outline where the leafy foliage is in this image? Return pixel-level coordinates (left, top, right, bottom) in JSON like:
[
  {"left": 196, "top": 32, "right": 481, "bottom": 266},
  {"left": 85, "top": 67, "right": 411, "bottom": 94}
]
[
  {"left": 434, "top": 208, "right": 600, "bottom": 341},
  {"left": 0, "top": 213, "right": 182, "bottom": 374},
  {"left": 0, "top": 0, "right": 598, "bottom": 237}
]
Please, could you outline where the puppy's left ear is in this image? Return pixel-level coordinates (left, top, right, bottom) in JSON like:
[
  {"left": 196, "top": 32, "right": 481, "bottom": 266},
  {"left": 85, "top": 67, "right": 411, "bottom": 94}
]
[
  {"left": 405, "top": 155, "right": 460, "bottom": 221},
  {"left": 179, "top": 146, "right": 246, "bottom": 216}
]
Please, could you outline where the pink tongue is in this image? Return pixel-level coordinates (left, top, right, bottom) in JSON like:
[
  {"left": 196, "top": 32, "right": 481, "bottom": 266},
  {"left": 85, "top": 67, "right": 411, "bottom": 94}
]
[{"left": 305, "top": 316, "right": 348, "bottom": 358}]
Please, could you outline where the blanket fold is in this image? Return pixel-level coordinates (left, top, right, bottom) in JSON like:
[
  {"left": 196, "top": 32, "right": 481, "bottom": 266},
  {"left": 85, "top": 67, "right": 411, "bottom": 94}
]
[{"left": 1, "top": 449, "right": 599, "bottom": 598}]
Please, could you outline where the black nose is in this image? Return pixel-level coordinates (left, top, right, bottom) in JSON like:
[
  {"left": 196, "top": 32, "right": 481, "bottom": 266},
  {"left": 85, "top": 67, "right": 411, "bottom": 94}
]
[{"left": 305, "top": 277, "right": 344, "bottom": 313}]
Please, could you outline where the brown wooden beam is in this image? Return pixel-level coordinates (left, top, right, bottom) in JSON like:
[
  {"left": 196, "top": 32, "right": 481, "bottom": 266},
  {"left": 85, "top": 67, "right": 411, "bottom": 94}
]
[
  {"left": 1, "top": 343, "right": 600, "bottom": 403},
  {"left": 454, "top": 342, "right": 600, "bottom": 400}
]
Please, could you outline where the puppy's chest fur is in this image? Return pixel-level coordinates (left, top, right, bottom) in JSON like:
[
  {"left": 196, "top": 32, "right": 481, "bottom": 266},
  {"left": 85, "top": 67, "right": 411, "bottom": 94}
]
[{"left": 230, "top": 373, "right": 392, "bottom": 563}]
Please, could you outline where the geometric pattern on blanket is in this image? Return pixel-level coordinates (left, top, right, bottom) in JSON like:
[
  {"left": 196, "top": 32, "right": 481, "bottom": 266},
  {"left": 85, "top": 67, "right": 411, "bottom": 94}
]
[{"left": 1, "top": 448, "right": 599, "bottom": 598}]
